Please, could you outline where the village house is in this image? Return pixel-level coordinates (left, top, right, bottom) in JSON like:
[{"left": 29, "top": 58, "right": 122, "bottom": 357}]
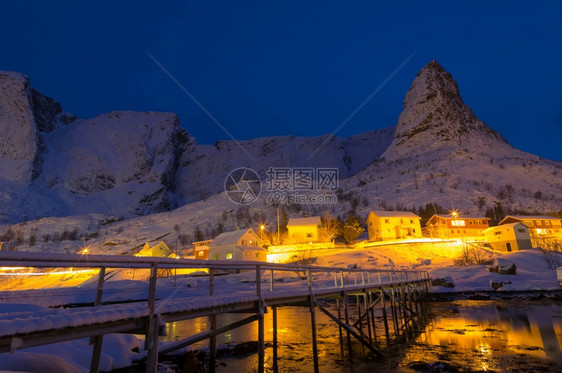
[
  {"left": 366, "top": 211, "right": 422, "bottom": 241},
  {"left": 135, "top": 241, "right": 176, "bottom": 258},
  {"left": 498, "top": 215, "right": 562, "bottom": 237},
  {"left": 192, "top": 240, "right": 212, "bottom": 260},
  {"left": 287, "top": 216, "right": 322, "bottom": 244},
  {"left": 483, "top": 222, "right": 532, "bottom": 252},
  {"left": 208, "top": 228, "right": 267, "bottom": 262},
  {"left": 423, "top": 214, "right": 490, "bottom": 239}
]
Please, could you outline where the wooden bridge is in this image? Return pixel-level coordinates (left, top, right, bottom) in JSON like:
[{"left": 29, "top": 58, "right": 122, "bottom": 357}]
[{"left": 0, "top": 251, "right": 430, "bottom": 373}]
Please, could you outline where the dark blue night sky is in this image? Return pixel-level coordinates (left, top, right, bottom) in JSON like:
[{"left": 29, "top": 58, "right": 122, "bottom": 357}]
[{"left": 2, "top": 1, "right": 561, "bottom": 161}]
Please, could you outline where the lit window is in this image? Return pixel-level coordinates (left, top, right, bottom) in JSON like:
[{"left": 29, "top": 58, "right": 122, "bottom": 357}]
[
  {"left": 198, "top": 250, "right": 204, "bottom": 256},
  {"left": 246, "top": 251, "right": 251, "bottom": 256},
  {"left": 545, "top": 221, "right": 551, "bottom": 226},
  {"left": 256, "top": 253, "right": 261, "bottom": 258},
  {"left": 451, "top": 220, "right": 466, "bottom": 227},
  {"left": 211, "top": 254, "right": 218, "bottom": 260},
  {"left": 226, "top": 252, "right": 233, "bottom": 259}
]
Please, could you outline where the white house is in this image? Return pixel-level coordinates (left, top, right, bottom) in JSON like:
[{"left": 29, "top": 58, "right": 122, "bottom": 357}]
[
  {"left": 208, "top": 228, "right": 267, "bottom": 262},
  {"left": 483, "top": 222, "right": 532, "bottom": 252},
  {"left": 287, "top": 216, "right": 322, "bottom": 244},
  {"left": 366, "top": 211, "right": 422, "bottom": 241}
]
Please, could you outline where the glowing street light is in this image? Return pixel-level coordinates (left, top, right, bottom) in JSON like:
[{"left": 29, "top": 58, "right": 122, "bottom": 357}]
[{"left": 259, "top": 224, "right": 265, "bottom": 241}]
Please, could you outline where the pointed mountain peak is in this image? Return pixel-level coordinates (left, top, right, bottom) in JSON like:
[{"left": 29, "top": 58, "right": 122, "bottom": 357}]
[{"left": 381, "top": 60, "right": 508, "bottom": 160}]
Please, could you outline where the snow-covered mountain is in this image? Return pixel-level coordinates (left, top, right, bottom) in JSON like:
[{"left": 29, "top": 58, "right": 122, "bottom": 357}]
[
  {"left": 1, "top": 60, "right": 561, "bottom": 253},
  {"left": 344, "top": 60, "right": 562, "bottom": 213},
  {"left": 0, "top": 70, "right": 393, "bottom": 224}
]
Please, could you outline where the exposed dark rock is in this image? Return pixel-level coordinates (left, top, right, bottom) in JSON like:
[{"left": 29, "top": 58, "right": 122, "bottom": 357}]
[{"left": 431, "top": 277, "right": 455, "bottom": 288}]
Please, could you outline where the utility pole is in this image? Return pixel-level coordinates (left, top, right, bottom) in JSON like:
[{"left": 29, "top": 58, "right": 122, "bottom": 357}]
[{"left": 277, "top": 207, "right": 280, "bottom": 244}]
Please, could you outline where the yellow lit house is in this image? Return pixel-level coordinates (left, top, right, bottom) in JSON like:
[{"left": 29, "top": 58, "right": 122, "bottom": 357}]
[
  {"left": 483, "top": 222, "right": 532, "bottom": 252},
  {"left": 192, "top": 240, "right": 212, "bottom": 260},
  {"left": 366, "top": 211, "right": 422, "bottom": 241},
  {"left": 424, "top": 214, "right": 490, "bottom": 239},
  {"left": 498, "top": 215, "right": 562, "bottom": 237},
  {"left": 287, "top": 216, "right": 321, "bottom": 244},
  {"left": 135, "top": 241, "right": 176, "bottom": 258},
  {"left": 208, "top": 228, "right": 267, "bottom": 262}
]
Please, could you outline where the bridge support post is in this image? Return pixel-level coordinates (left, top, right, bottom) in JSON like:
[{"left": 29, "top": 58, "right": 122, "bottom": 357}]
[
  {"left": 90, "top": 266, "right": 106, "bottom": 373},
  {"left": 257, "top": 266, "right": 265, "bottom": 373},
  {"left": 145, "top": 263, "right": 159, "bottom": 373},
  {"left": 272, "top": 306, "right": 278, "bottom": 373},
  {"left": 208, "top": 268, "right": 216, "bottom": 373},
  {"left": 380, "top": 288, "right": 390, "bottom": 342},
  {"left": 308, "top": 269, "right": 319, "bottom": 373}
]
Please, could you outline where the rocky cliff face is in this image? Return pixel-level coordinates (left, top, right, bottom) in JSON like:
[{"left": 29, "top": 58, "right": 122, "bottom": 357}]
[
  {"left": 382, "top": 60, "right": 511, "bottom": 161},
  {"left": 0, "top": 71, "right": 190, "bottom": 223},
  {"left": 0, "top": 72, "right": 42, "bottom": 182}
]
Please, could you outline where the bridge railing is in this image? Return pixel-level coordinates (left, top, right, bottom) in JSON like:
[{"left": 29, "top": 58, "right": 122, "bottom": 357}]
[{"left": 0, "top": 251, "right": 430, "bottom": 300}]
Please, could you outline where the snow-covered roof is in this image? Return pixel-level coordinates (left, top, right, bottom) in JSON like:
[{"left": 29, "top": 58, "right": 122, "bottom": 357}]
[
  {"left": 483, "top": 222, "right": 526, "bottom": 232},
  {"left": 369, "top": 211, "right": 420, "bottom": 219},
  {"left": 432, "top": 214, "right": 489, "bottom": 220},
  {"left": 209, "top": 228, "right": 255, "bottom": 246},
  {"left": 287, "top": 217, "right": 321, "bottom": 227},
  {"left": 500, "top": 215, "right": 561, "bottom": 223}
]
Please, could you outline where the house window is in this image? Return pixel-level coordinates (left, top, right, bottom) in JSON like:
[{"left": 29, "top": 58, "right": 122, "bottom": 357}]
[
  {"left": 410, "top": 219, "right": 413, "bottom": 224},
  {"left": 450, "top": 230, "right": 454, "bottom": 233},
  {"left": 451, "top": 220, "right": 465, "bottom": 227},
  {"left": 256, "top": 253, "right": 261, "bottom": 259},
  {"left": 413, "top": 229, "right": 416, "bottom": 233},
  {"left": 306, "top": 233, "right": 312, "bottom": 237},
  {"left": 524, "top": 220, "right": 532, "bottom": 226},
  {"left": 226, "top": 252, "right": 233, "bottom": 260},
  {"left": 495, "top": 231, "right": 501, "bottom": 235},
  {"left": 545, "top": 221, "right": 551, "bottom": 226},
  {"left": 400, "top": 219, "right": 404, "bottom": 224},
  {"left": 211, "top": 254, "right": 218, "bottom": 260},
  {"left": 246, "top": 252, "right": 251, "bottom": 256},
  {"left": 517, "top": 228, "right": 526, "bottom": 233},
  {"left": 198, "top": 250, "right": 205, "bottom": 256},
  {"left": 385, "top": 219, "right": 389, "bottom": 224}
]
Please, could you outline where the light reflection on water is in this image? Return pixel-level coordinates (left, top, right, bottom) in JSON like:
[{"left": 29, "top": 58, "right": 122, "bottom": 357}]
[
  {"left": 162, "top": 300, "right": 562, "bottom": 372},
  {"left": 404, "top": 300, "right": 562, "bottom": 372}
]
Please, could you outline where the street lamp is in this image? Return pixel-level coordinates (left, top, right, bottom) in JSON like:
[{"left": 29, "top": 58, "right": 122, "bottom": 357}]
[
  {"left": 451, "top": 210, "right": 465, "bottom": 249},
  {"left": 260, "top": 224, "right": 265, "bottom": 241}
]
